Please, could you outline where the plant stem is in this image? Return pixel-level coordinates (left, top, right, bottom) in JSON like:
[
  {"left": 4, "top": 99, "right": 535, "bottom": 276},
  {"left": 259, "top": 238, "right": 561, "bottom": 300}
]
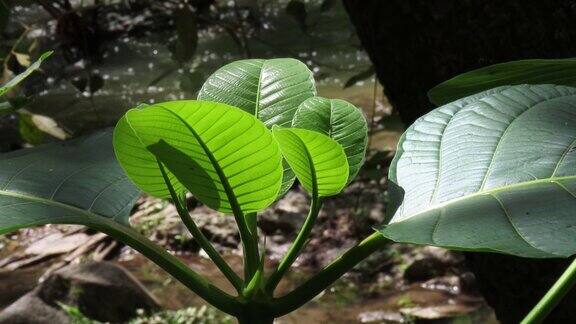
[
  {"left": 521, "top": 257, "right": 576, "bottom": 324},
  {"left": 157, "top": 161, "right": 244, "bottom": 293},
  {"left": 174, "top": 194, "right": 244, "bottom": 293},
  {"left": 265, "top": 196, "right": 322, "bottom": 293},
  {"left": 90, "top": 218, "right": 242, "bottom": 316},
  {"left": 270, "top": 232, "right": 389, "bottom": 316},
  {"left": 236, "top": 210, "right": 260, "bottom": 284}
]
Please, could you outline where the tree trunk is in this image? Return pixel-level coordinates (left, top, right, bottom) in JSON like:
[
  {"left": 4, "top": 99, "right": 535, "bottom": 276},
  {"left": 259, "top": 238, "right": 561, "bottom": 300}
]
[
  {"left": 343, "top": 0, "right": 576, "bottom": 125},
  {"left": 343, "top": 1, "right": 576, "bottom": 323}
]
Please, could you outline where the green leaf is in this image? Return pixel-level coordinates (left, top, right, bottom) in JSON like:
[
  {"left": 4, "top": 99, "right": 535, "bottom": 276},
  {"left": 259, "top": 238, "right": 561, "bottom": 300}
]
[
  {"left": 292, "top": 97, "right": 368, "bottom": 183},
  {"left": 428, "top": 59, "right": 576, "bottom": 106},
  {"left": 0, "top": 51, "right": 53, "bottom": 97},
  {"left": 272, "top": 127, "right": 348, "bottom": 197},
  {"left": 18, "top": 112, "right": 44, "bottom": 144},
  {"left": 114, "top": 100, "right": 283, "bottom": 214},
  {"left": 198, "top": 58, "right": 316, "bottom": 127},
  {"left": 198, "top": 58, "right": 316, "bottom": 197},
  {"left": 381, "top": 84, "right": 576, "bottom": 258},
  {"left": 0, "top": 129, "right": 140, "bottom": 235},
  {"left": 0, "top": 101, "right": 13, "bottom": 117}
]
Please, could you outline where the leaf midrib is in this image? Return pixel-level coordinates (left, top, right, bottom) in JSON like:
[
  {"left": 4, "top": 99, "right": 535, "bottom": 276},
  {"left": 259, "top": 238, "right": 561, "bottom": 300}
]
[
  {"left": 159, "top": 107, "right": 245, "bottom": 216},
  {"left": 391, "top": 175, "right": 576, "bottom": 225},
  {"left": 0, "top": 189, "right": 104, "bottom": 219},
  {"left": 254, "top": 60, "right": 267, "bottom": 119},
  {"left": 479, "top": 92, "right": 576, "bottom": 190}
]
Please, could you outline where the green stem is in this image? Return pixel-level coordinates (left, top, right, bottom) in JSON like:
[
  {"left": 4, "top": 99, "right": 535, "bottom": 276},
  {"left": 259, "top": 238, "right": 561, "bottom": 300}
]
[
  {"left": 157, "top": 160, "right": 244, "bottom": 293},
  {"left": 236, "top": 210, "right": 260, "bottom": 284},
  {"left": 521, "top": 257, "right": 576, "bottom": 324},
  {"left": 89, "top": 219, "right": 242, "bottom": 316},
  {"left": 174, "top": 194, "right": 244, "bottom": 293},
  {"left": 265, "top": 196, "right": 322, "bottom": 293},
  {"left": 270, "top": 232, "right": 389, "bottom": 316}
]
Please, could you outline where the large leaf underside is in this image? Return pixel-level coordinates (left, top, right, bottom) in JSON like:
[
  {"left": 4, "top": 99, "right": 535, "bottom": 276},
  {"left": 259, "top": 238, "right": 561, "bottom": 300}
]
[
  {"left": 381, "top": 84, "right": 576, "bottom": 258},
  {"left": 0, "top": 129, "right": 139, "bottom": 235}
]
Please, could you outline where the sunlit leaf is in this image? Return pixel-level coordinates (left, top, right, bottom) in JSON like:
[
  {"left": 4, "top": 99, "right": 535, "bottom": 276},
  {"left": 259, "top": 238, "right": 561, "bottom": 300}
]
[
  {"left": 18, "top": 112, "right": 44, "bottom": 144},
  {"left": 292, "top": 97, "right": 368, "bottom": 182},
  {"left": 198, "top": 58, "right": 316, "bottom": 197},
  {"left": 114, "top": 100, "right": 283, "bottom": 214},
  {"left": 273, "top": 127, "right": 348, "bottom": 197}
]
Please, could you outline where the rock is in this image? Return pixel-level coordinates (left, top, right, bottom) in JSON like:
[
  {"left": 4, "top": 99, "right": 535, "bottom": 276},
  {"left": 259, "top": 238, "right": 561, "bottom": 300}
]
[
  {"left": 403, "top": 247, "right": 464, "bottom": 282},
  {"left": 190, "top": 206, "right": 240, "bottom": 248},
  {"left": 24, "top": 233, "right": 91, "bottom": 256},
  {"left": 400, "top": 304, "right": 479, "bottom": 320},
  {"left": 421, "top": 275, "right": 462, "bottom": 295},
  {"left": 259, "top": 191, "right": 308, "bottom": 236},
  {"left": 0, "top": 294, "right": 71, "bottom": 324},
  {"left": 357, "top": 310, "right": 405, "bottom": 323},
  {"left": 0, "top": 261, "right": 160, "bottom": 323},
  {"left": 403, "top": 257, "right": 447, "bottom": 282}
]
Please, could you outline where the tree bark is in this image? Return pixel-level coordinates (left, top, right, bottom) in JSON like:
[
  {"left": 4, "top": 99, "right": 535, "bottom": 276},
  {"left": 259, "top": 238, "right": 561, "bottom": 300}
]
[
  {"left": 343, "top": 0, "right": 576, "bottom": 125},
  {"left": 343, "top": 1, "right": 576, "bottom": 323}
]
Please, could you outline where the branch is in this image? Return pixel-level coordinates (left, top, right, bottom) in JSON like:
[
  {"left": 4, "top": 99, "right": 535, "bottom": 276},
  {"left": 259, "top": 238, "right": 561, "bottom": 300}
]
[
  {"left": 89, "top": 218, "right": 242, "bottom": 316},
  {"left": 265, "top": 197, "right": 322, "bottom": 293},
  {"left": 270, "top": 232, "right": 389, "bottom": 316},
  {"left": 157, "top": 161, "right": 244, "bottom": 293}
]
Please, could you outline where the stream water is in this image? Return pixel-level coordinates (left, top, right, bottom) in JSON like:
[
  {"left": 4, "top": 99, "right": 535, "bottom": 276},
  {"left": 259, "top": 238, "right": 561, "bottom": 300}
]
[{"left": 8, "top": 0, "right": 398, "bottom": 151}]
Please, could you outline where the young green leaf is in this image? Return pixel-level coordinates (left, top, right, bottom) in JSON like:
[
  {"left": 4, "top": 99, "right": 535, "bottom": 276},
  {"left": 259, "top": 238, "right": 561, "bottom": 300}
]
[
  {"left": 272, "top": 127, "right": 348, "bottom": 197},
  {"left": 382, "top": 84, "right": 576, "bottom": 258},
  {"left": 0, "top": 51, "right": 53, "bottom": 97},
  {"left": 114, "top": 100, "right": 283, "bottom": 214},
  {"left": 0, "top": 129, "right": 139, "bottom": 235},
  {"left": 198, "top": 58, "right": 316, "bottom": 127},
  {"left": 198, "top": 58, "right": 316, "bottom": 197},
  {"left": 428, "top": 58, "right": 576, "bottom": 106},
  {"left": 292, "top": 97, "right": 368, "bottom": 183}
]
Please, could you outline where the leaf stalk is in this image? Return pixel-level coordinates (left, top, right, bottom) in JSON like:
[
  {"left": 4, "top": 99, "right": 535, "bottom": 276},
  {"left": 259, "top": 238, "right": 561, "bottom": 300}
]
[{"left": 521, "top": 257, "right": 576, "bottom": 324}]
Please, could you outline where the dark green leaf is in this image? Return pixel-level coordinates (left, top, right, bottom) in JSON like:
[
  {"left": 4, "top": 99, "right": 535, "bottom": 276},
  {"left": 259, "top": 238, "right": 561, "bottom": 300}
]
[
  {"left": 0, "top": 129, "right": 140, "bottom": 235},
  {"left": 292, "top": 97, "right": 368, "bottom": 182},
  {"left": 428, "top": 58, "right": 576, "bottom": 106}
]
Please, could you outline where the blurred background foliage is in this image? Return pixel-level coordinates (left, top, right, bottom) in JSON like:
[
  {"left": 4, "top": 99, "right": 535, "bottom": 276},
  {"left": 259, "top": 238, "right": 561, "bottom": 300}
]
[{"left": 0, "top": 0, "right": 400, "bottom": 153}]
